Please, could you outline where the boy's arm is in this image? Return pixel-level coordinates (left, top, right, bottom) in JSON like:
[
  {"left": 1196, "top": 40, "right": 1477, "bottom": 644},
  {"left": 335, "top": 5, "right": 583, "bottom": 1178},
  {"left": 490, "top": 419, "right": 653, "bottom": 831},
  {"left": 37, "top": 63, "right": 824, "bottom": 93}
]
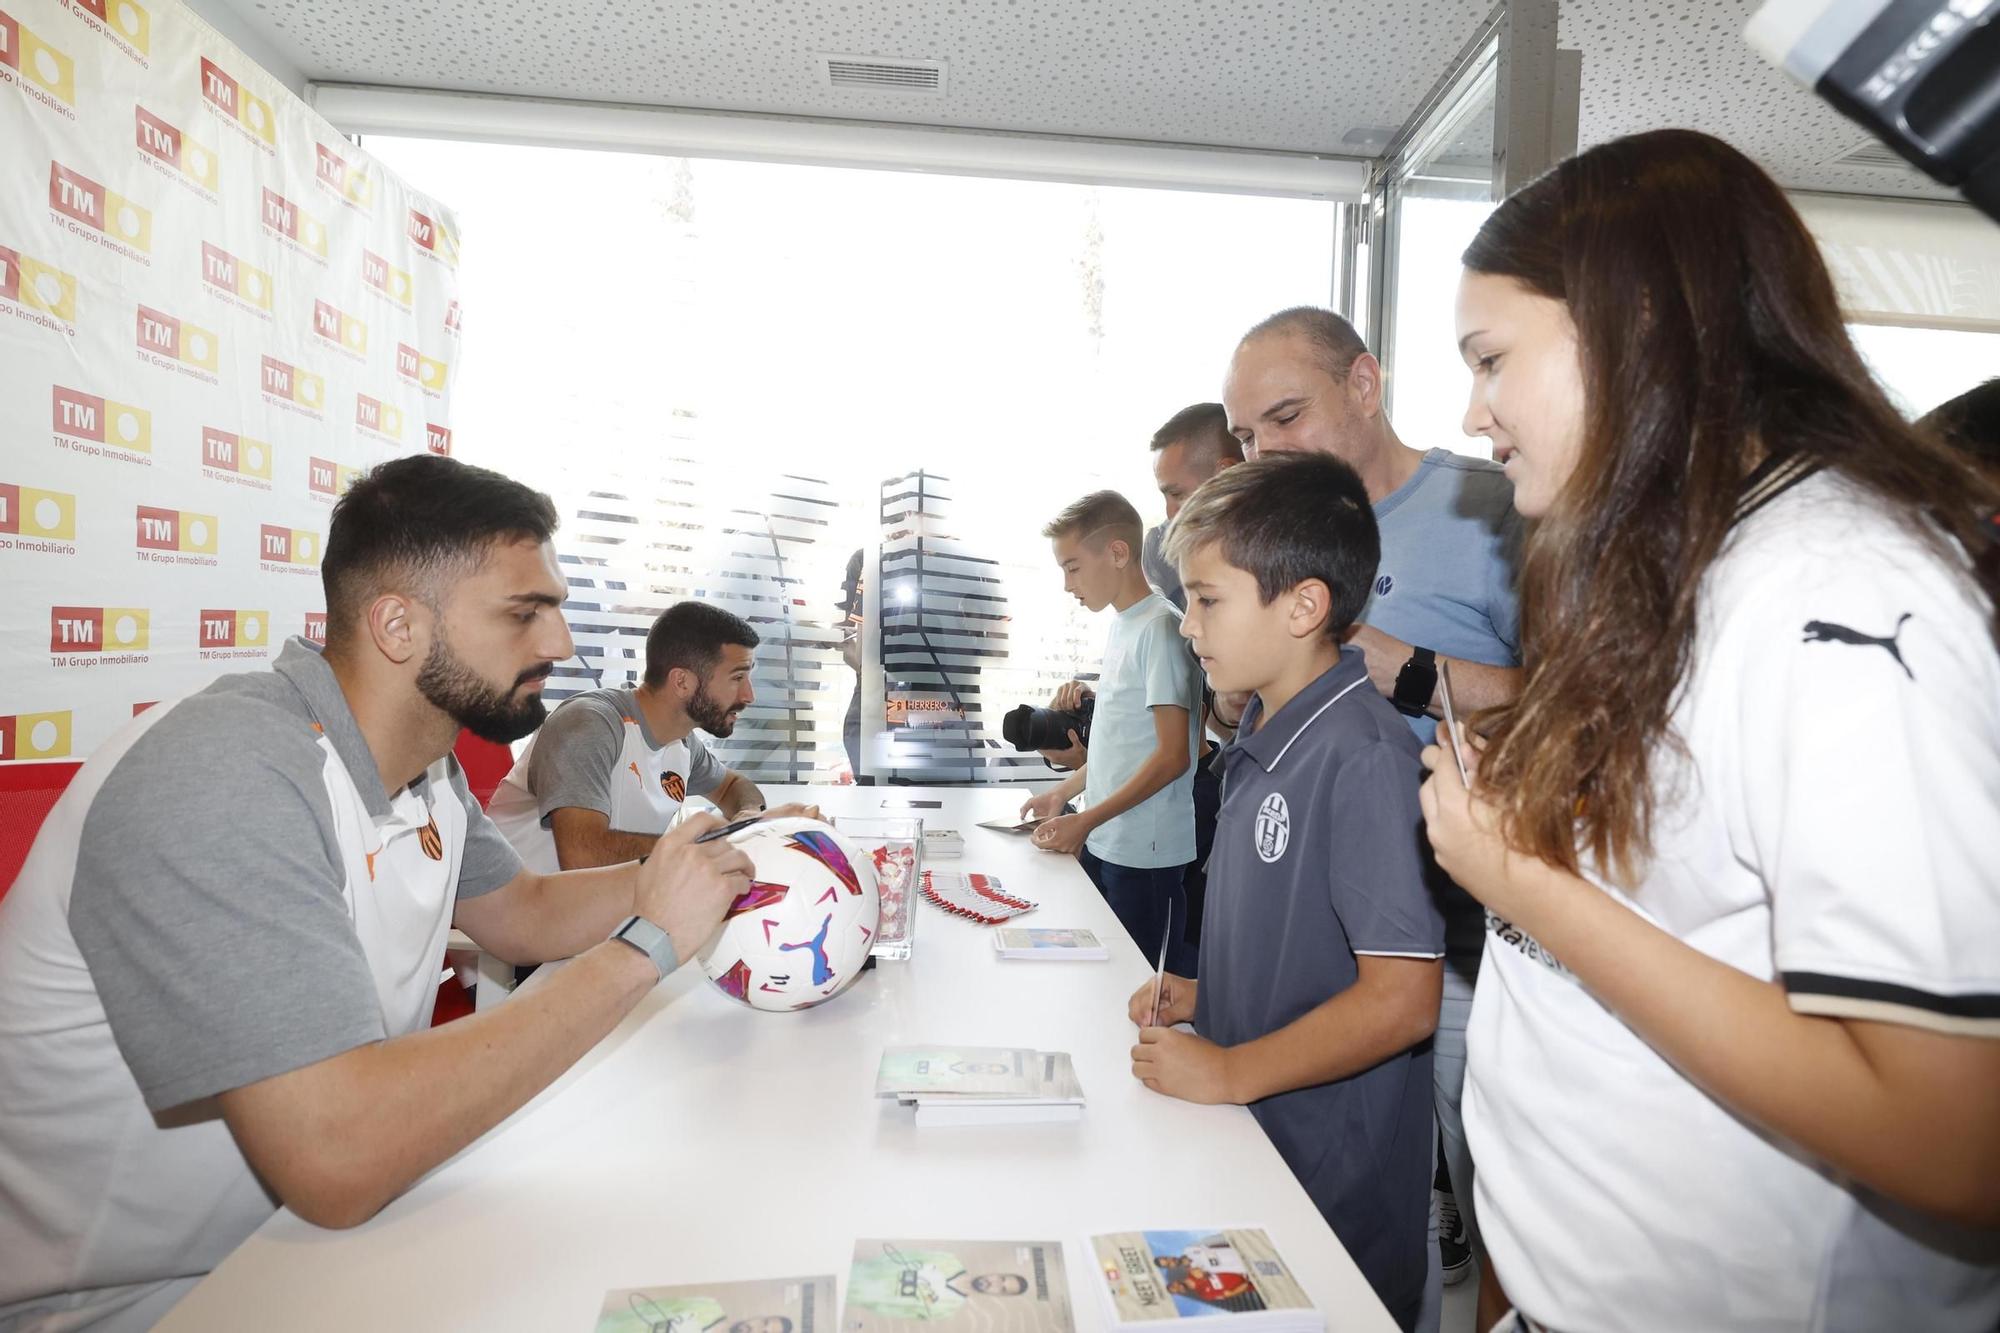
[
  {"left": 1134, "top": 956, "right": 1439, "bottom": 1104},
  {"left": 1224, "top": 955, "right": 1441, "bottom": 1099}
]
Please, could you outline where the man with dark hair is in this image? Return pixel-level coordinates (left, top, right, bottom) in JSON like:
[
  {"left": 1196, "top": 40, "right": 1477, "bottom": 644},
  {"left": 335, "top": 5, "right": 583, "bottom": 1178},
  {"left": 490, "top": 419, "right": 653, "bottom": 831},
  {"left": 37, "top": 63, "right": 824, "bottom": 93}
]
[
  {"left": 1143, "top": 401, "right": 1244, "bottom": 609},
  {"left": 1224, "top": 307, "right": 1522, "bottom": 1316},
  {"left": 0, "top": 456, "right": 761, "bottom": 1330},
  {"left": 490, "top": 600, "right": 768, "bottom": 871}
]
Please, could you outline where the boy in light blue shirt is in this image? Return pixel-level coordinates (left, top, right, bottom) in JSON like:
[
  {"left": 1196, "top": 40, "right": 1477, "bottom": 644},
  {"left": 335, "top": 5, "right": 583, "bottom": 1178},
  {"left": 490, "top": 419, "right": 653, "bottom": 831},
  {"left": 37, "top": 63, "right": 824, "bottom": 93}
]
[{"left": 1022, "top": 491, "right": 1200, "bottom": 971}]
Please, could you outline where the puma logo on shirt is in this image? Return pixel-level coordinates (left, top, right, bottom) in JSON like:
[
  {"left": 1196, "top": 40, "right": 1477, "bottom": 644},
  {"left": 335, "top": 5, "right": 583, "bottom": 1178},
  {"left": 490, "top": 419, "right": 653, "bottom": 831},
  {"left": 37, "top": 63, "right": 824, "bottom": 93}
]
[{"left": 1802, "top": 613, "right": 1913, "bottom": 680}]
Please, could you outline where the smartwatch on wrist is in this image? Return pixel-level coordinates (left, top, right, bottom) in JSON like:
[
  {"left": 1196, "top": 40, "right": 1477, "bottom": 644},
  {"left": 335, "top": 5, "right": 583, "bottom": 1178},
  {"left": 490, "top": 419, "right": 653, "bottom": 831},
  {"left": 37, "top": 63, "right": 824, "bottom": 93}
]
[
  {"left": 610, "top": 914, "right": 679, "bottom": 979},
  {"left": 1392, "top": 647, "right": 1439, "bottom": 717}
]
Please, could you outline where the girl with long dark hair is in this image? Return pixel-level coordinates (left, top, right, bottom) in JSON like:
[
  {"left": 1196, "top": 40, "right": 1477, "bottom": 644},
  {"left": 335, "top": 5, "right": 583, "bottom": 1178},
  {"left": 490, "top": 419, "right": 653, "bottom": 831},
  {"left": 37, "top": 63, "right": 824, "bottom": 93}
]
[{"left": 1421, "top": 128, "right": 2000, "bottom": 1330}]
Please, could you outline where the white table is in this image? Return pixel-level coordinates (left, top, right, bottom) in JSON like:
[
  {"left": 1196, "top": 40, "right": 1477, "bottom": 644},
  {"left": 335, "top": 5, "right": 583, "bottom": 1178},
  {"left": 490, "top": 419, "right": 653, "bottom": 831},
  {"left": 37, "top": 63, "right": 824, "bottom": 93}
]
[{"left": 160, "top": 785, "right": 1395, "bottom": 1333}]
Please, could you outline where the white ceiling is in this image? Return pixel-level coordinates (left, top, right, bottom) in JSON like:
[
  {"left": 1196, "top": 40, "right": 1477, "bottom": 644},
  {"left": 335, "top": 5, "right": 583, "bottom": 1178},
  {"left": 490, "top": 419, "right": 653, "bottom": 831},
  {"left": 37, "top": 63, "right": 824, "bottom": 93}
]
[{"left": 208, "top": 0, "right": 1949, "bottom": 200}]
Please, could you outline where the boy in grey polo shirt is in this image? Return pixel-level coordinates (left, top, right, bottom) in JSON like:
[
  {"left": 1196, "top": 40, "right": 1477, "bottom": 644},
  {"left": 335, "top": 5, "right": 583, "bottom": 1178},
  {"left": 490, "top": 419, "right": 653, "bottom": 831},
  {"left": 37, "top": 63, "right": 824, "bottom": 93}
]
[{"left": 1131, "top": 454, "right": 1444, "bottom": 1332}]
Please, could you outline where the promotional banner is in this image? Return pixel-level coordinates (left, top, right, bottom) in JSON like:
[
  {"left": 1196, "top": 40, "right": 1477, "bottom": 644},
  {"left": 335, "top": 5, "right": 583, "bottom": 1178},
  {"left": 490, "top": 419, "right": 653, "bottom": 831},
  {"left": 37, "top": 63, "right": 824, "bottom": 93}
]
[{"left": 0, "top": 0, "right": 461, "bottom": 764}]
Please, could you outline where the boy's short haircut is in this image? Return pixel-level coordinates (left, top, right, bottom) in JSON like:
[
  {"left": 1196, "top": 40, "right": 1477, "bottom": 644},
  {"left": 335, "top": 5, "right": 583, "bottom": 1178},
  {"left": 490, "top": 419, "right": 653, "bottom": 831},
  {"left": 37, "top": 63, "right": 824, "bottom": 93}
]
[
  {"left": 1163, "top": 454, "right": 1379, "bottom": 637},
  {"left": 1042, "top": 489, "right": 1144, "bottom": 554},
  {"left": 644, "top": 600, "right": 760, "bottom": 688},
  {"left": 1150, "top": 402, "right": 1243, "bottom": 466}
]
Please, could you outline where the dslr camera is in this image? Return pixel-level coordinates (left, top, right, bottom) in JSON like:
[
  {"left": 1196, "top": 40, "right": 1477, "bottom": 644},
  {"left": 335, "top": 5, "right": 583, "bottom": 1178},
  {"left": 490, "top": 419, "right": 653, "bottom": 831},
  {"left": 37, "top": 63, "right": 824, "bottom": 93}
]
[{"left": 1001, "top": 694, "right": 1093, "bottom": 752}]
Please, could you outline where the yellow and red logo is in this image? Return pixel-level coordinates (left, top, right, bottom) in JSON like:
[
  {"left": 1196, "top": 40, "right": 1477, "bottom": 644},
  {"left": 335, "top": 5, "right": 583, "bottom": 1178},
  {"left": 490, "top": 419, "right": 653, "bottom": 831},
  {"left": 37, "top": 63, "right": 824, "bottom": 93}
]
[
  {"left": 355, "top": 393, "right": 404, "bottom": 440},
  {"left": 360, "top": 248, "right": 413, "bottom": 308},
  {"left": 426, "top": 423, "right": 451, "bottom": 456},
  {"left": 137, "top": 303, "right": 219, "bottom": 371},
  {"left": 72, "top": 0, "right": 151, "bottom": 55},
  {"left": 261, "top": 188, "right": 326, "bottom": 257},
  {"left": 304, "top": 612, "right": 327, "bottom": 646},
  {"left": 199, "top": 608, "right": 269, "bottom": 649},
  {"left": 0, "top": 710, "right": 72, "bottom": 760},
  {"left": 314, "top": 141, "right": 374, "bottom": 209},
  {"left": 200, "top": 241, "right": 272, "bottom": 311},
  {"left": 307, "top": 456, "right": 363, "bottom": 497},
  {"left": 0, "top": 243, "right": 77, "bottom": 321},
  {"left": 53, "top": 385, "right": 149, "bottom": 452},
  {"left": 135, "top": 106, "right": 218, "bottom": 190},
  {"left": 261, "top": 355, "right": 325, "bottom": 410},
  {"left": 49, "top": 162, "right": 151, "bottom": 251},
  {"left": 0, "top": 482, "right": 76, "bottom": 539},
  {"left": 135, "top": 505, "right": 217, "bottom": 552},
  {"left": 0, "top": 12, "right": 77, "bottom": 105},
  {"left": 395, "top": 342, "right": 449, "bottom": 392},
  {"left": 407, "top": 207, "right": 459, "bottom": 265},
  {"left": 313, "top": 298, "right": 367, "bottom": 355},
  {"left": 259, "top": 523, "right": 320, "bottom": 565},
  {"left": 201, "top": 427, "right": 273, "bottom": 480},
  {"left": 199, "top": 56, "right": 275, "bottom": 147},
  {"left": 51, "top": 605, "right": 148, "bottom": 652}
]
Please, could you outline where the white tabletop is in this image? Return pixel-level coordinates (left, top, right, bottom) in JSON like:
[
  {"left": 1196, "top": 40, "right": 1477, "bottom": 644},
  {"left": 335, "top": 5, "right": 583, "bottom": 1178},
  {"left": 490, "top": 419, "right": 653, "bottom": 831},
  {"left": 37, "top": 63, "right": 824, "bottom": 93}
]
[{"left": 160, "top": 785, "right": 1394, "bottom": 1333}]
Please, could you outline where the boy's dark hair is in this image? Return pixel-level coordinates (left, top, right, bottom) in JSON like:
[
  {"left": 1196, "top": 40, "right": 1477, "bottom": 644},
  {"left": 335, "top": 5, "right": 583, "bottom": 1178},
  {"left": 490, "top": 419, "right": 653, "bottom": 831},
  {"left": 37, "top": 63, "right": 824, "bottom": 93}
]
[
  {"left": 1920, "top": 377, "right": 2000, "bottom": 469},
  {"left": 1238, "top": 306, "right": 1371, "bottom": 382},
  {"left": 1162, "top": 453, "right": 1378, "bottom": 637},
  {"left": 1149, "top": 402, "right": 1243, "bottom": 466},
  {"left": 322, "top": 454, "right": 559, "bottom": 644},
  {"left": 1041, "top": 489, "right": 1144, "bottom": 555},
  {"left": 644, "top": 600, "right": 760, "bottom": 688}
]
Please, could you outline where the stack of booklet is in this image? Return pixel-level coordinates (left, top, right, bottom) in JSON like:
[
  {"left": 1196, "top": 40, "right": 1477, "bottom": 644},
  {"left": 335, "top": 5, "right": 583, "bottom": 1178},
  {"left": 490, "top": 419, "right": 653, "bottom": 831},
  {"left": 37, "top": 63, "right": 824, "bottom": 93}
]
[
  {"left": 876, "top": 1045, "right": 1085, "bottom": 1127},
  {"left": 593, "top": 1275, "right": 834, "bottom": 1333},
  {"left": 1087, "top": 1229, "right": 1320, "bottom": 1331},
  {"left": 843, "top": 1238, "right": 1072, "bottom": 1332},
  {"left": 926, "top": 827, "right": 964, "bottom": 858}
]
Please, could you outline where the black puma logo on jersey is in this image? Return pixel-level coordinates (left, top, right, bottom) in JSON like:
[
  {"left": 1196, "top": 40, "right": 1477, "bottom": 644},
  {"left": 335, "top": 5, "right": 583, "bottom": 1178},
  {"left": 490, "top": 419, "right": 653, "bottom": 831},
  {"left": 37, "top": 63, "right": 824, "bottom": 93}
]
[{"left": 1802, "top": 613, "right": 1913, "bottom": 680}]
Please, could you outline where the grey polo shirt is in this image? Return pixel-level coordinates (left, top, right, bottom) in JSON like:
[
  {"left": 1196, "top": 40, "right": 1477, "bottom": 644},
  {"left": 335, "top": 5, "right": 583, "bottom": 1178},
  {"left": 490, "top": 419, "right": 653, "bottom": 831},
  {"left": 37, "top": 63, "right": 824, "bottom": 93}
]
[
  {"left": 1193, "top": 648, "right": 1445, "bottom": 1324},
  {"left": 0, "top": 638, "right": 520, "bottom": 1330}
]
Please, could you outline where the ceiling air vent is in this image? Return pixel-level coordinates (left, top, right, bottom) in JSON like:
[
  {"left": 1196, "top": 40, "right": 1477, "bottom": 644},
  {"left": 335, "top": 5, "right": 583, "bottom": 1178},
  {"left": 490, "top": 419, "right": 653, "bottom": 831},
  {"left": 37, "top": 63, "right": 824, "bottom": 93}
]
[
  {"left": 1827, "top": 137, "right": 1916, "bottom": 171},
  {"left": 817, "top": 54, "right": 947, "bottom": 96}
]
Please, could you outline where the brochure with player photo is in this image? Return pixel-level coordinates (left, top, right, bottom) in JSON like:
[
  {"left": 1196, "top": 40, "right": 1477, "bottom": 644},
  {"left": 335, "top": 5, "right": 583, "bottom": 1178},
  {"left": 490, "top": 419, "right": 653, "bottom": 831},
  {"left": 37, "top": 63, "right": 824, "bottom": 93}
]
[
  {"left": 594, "top": 1275, "right": 835, "bottom": 1333},
  {"left": 843, "top": 1239, "right": 1072, "bottom": 1333},
  {"left": 1088, "top": 1229, "right": 1318, "bottom": 1331},
  {"left": 992, "top": 928, "right": 1109, "bottom": 961}
]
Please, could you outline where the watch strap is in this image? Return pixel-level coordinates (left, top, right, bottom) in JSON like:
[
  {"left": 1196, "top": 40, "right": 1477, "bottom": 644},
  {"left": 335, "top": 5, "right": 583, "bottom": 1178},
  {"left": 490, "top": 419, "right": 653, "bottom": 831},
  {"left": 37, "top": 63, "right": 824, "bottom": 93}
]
[
  {"left": 1392, "top": 646, "right": 1439, "bottom": 717},
  {"left": 611, "top": 914, "right": 679, "bottom": 979}
]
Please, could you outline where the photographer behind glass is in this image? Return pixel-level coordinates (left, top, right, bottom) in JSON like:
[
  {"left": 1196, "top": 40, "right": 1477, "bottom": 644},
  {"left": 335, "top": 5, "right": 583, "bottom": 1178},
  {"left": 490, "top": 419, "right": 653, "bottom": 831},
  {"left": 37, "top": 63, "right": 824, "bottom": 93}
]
[{"left": 1020, "top": 491, "right": 1201, "bottom": 973}]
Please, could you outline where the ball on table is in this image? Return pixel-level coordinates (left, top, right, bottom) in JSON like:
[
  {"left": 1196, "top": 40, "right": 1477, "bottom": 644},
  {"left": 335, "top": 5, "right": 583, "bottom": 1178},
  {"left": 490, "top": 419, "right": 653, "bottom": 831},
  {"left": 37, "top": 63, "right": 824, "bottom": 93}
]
[{"left": 698, "top": 816, "right": 880, "bottom": 1012}]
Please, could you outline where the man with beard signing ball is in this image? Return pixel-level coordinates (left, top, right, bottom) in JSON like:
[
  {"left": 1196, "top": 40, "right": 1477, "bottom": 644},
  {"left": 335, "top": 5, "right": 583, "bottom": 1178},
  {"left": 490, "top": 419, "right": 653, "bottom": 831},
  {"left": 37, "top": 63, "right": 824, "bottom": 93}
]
[
  {"left": 490, "top": 601, "right": 768, "bottom": 871},
  {"left": 0, "top": 456, "right": 757, "bottom": 1331}
]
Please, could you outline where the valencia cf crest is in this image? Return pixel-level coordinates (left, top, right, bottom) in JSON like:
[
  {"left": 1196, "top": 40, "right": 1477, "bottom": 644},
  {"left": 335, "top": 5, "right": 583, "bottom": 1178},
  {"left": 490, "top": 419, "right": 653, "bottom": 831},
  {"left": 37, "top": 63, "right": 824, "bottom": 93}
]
[
  {"left": 661, "top": 771, "right": 686, "bottom": 802},
  {"left": 418, "top": 813, "right": 443, "bottom": 860}
]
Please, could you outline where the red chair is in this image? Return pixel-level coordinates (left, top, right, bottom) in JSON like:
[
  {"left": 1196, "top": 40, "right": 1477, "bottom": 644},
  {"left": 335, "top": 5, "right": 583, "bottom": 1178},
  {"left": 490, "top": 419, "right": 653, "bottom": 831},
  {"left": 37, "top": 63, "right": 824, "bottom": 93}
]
[
  {"left": 436, "top": 730, "right": 521, "bottom": 1022},
  {"left": 0, "top": 762, "right": 82, "bottom": 903}
]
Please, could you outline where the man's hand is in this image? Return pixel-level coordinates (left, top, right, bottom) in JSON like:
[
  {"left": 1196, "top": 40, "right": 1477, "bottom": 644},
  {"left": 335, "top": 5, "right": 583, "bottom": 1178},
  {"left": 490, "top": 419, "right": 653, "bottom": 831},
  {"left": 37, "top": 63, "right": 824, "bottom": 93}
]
[
  {"left": 1346, "top": 623, "right": 1416, "bottom": 702},
  {"left": 1029, "top": 811, "right": 1091, "bottom": 855},
  {"left": 1019, "top": 787, "right": 1067, "bottom": 822},
  {"left": 1127, "top": 971, "right": 1197, "bottom": 1027},
  {"left": 1038, "top": 727, "right": 1088, "bottom": 770},
  {"left": 1132, "top": 1026, "right": 1235, "bottom": 1104},
  {"left": 1052, "top": 680, "right": 1095, "bottom": 712},
  {"left": 633, "top": 814, "right": 755, "bottom": 965}
]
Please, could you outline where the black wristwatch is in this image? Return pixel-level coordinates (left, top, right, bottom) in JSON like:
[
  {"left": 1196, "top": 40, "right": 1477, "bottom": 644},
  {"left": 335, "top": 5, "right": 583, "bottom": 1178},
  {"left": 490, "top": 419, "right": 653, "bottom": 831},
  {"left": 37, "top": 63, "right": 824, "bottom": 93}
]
[{"left": 1392, "top": 647, "right": 1439, "bottom": 717}]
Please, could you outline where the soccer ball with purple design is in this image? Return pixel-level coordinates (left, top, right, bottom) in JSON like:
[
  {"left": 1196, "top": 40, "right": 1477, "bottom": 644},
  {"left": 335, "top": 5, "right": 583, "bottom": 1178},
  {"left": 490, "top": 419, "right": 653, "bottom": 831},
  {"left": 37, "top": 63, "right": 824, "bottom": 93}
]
[{"left": 697, "top": 816, "right": 881, "bottom": 1012}]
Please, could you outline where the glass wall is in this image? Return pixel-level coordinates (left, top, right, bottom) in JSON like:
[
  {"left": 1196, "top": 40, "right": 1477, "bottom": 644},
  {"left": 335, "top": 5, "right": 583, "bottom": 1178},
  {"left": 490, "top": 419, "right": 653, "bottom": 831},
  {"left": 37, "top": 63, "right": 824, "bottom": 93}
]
[{"left": 363, "top": 136, "right": 1341, "bottom": 782}]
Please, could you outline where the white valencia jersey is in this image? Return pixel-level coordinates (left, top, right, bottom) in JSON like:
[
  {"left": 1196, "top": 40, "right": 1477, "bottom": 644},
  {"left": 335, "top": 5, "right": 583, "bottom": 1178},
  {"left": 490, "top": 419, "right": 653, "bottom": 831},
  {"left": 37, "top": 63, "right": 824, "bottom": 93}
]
[{"left": 1464, "top": 471, "right": 2000, "bottom": 1332}]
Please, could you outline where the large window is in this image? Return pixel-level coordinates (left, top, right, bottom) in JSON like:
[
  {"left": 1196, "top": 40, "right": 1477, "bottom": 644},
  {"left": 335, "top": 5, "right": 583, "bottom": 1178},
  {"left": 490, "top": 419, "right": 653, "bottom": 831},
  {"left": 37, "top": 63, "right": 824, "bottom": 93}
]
[
  {"left": 364, "top": 136, "right": 1340, "bottom": 782},
  {"left": 1848, "top": 321, "right": 2000, "bottom": 419}
]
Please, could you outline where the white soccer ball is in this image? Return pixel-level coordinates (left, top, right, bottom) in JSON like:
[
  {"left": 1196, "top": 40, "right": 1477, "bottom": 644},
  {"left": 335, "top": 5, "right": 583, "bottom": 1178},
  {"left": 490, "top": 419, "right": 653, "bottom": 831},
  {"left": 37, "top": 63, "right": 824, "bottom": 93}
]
[{"left": 698, "top": 816, "right": 880, "bottom": 1012}]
